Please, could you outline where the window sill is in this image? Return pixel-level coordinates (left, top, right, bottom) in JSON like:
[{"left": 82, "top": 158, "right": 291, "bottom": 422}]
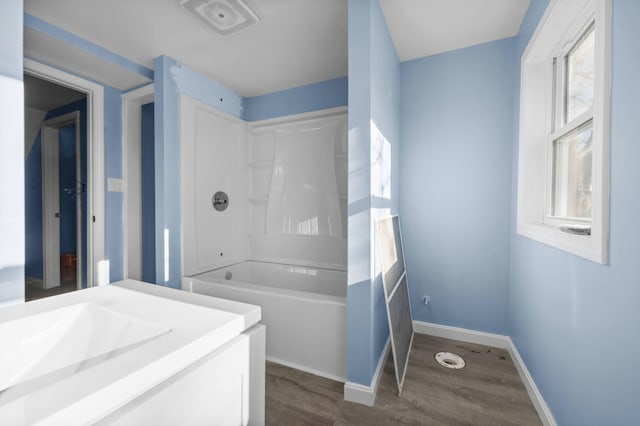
[{"left": 517, "top": 222, "right": 605, "bottom": 264}]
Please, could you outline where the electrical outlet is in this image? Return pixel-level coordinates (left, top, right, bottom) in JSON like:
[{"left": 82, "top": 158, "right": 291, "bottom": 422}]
[{"left": 423, "top": 295, "right": 431, "bottom": 305}]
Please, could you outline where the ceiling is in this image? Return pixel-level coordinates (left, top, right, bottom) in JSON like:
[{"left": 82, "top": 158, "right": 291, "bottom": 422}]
[
  {"left": 24, "top": 73, "right": 85, "bottom": 111},
  {"left": 380, "top": 0, "right": 530, "bottom": 61},
  {"left": 24, "top": 0, "right": 530, "bottom": 97},
  {"left": 24, "top": 0, "right": 347, "bottom": 97}
]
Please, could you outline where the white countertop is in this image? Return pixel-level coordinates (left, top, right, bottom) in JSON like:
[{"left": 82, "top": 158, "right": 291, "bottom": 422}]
[{"left": 0, "top": 280, "right": 261, "bottom": 425}]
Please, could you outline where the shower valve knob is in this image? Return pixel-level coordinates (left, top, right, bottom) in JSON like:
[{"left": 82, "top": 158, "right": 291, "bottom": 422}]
[{"left": 212, "top": 191, "right": 229, "bottom": 211}]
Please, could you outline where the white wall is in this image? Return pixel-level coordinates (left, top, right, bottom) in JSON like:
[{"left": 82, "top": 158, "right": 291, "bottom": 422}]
[{"left": 0, "top": 0, "right": 24, "bottom": 306}]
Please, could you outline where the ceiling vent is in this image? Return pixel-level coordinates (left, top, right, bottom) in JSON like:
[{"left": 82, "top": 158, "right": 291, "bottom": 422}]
[{"left": 180, "top": 0, "right": 259, "bottom": 35}]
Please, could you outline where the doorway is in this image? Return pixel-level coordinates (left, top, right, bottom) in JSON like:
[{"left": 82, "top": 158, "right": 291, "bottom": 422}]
[
  {"left": 24, "top": 74, "right": 86, "bottom": 301},
  {"left": 23, "top": 59, "right": 107, "bottom": 299}
]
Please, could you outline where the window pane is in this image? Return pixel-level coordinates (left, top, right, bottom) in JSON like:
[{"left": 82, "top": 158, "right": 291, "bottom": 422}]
[
  {"left": 552, "top": 121, "right": 593, "bottom": 218},
  {"left": 566, "top": 26, "right": 595, "bottom": 123}
]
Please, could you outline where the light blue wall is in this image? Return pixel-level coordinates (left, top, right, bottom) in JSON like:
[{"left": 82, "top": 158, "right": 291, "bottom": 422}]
[
  {"left": 104, "top": 86, "right": 124, "bottom": 282},
  {"left": 399, "top": 38, "right": 516, "bottom": 334},
  {"left": 244, "top": 77, "right": 348, "bottom": 122},
  {"left": 509, "top": 0, "right": 640, "bottom": 424},
  {"left": 369, "top": 0, "right": 400, "bottom": 379},
  {"left": 347, "top": 0, "right": 374, "bottom": 385},
  {"left": 0, "top": 0, "right": 24, "bottom": 306},
  {"left": 347, "top": 0, "right": 399, "bottom": 386}
]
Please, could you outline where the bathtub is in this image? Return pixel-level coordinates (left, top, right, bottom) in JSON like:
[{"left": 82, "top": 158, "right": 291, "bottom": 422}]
[{"left": 182, "top": 261, "right": 347, "bottom": 381}]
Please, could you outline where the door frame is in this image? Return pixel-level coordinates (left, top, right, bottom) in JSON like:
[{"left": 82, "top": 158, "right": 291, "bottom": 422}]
[
  {"left": 41, "top": 112, "right": 82, "bottom": 290},
  {"left": 122, "top": 84, "right": 154, "bottom": 281},
  {"left": 25, "top": 58, "right": 105, "bottom": 288}
]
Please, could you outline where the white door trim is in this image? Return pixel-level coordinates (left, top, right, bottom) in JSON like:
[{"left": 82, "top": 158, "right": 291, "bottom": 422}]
[
  {"left": 74, "top": 115, "right": 82, "bottom": 290},
  {"left": 122, "top": 84, "right": 154, "bottom": 281},
  {"left": 25, "top": 58, "right": 105, "bottom": 288},
  {"left": 41, "top": 124, "right": 60, "bottom": 289},
  {"left": 41, "top": 112, "right": 82, "bottom": 290}
]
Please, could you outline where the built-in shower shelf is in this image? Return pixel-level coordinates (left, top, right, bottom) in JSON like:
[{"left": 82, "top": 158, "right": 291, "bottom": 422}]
[
  {"left": 249, "top": 159, "right": 274, "bottom": 168},
  {"left": 335, "top": 153, "right": 348, "bottom": 159},
  {"left": 249, "top": 197, "right": 269, "bottom": 204}
]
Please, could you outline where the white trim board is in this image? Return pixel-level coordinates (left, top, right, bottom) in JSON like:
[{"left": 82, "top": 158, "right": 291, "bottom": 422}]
[
  {"left": 266, "top": 356, "right": 346, "bottom": 384},
  {"left": 413, "top": 320, "right": 557, "bottom": 426},
  {"left": 412, "top": 320, "right": 510, "bottom": 349},
  {"left": 506, "top": 338, "right": 557, "bottom": 426},
  {"left": 343, "top": 337, "right": 391, "bottom": 407}
]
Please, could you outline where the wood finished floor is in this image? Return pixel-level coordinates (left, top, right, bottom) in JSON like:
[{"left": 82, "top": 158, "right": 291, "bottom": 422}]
[{"left": 266, "top": 334, "right": 541, "bottom": 426}]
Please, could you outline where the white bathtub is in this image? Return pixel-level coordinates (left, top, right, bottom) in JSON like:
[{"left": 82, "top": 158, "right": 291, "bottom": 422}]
[{"left": 182, "top": 261, "right": 347, "bottom": 381}]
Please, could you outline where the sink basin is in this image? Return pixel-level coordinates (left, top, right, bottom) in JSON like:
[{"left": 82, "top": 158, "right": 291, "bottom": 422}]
[
  {"left": 0, "top": 302, "right": 170, "bottom": 391},
  {"left": 0, "top": 282, "right": 261, "bottom": 425}
]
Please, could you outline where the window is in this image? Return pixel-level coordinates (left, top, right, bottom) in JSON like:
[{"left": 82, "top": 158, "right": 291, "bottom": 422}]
[
  {"left": 547, "top": 24, "right": 594, "bottom": 230},
  {"left": 551, "top": 121, "right": 593, "bottom": 221},
  {"left": 517, "top": 0, "right": 611, "bottom": 263}
]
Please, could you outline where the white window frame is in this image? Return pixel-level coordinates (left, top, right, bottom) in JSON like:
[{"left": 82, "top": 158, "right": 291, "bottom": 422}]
[{"left": 517, "top": 0, "right": 611, "bottom": 264}]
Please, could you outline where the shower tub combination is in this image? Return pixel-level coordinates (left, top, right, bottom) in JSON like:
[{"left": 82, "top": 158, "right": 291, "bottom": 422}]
[
  {"left": 179, "top": 97, "right": 349, "bottom": 381},
  {"left": 182, "top": 260, "right": 347, "bottom": 381}
]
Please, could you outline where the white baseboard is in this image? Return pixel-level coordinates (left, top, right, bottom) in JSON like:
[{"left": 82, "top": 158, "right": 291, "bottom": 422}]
[
  {"left": 343, "top": 337, "right": 391, "bottom": 406},
  {"left": 506, "top": 339, "right": 557, "bottom": 426},
  {"left": 266, "top": 355, "right": 346, "bottom": 383},
  {"left": 412, "top": 320, "right": 510, "bottom": 348},
  {"left": 413, "top": 320, "right": 556, "bottom": 426}
]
